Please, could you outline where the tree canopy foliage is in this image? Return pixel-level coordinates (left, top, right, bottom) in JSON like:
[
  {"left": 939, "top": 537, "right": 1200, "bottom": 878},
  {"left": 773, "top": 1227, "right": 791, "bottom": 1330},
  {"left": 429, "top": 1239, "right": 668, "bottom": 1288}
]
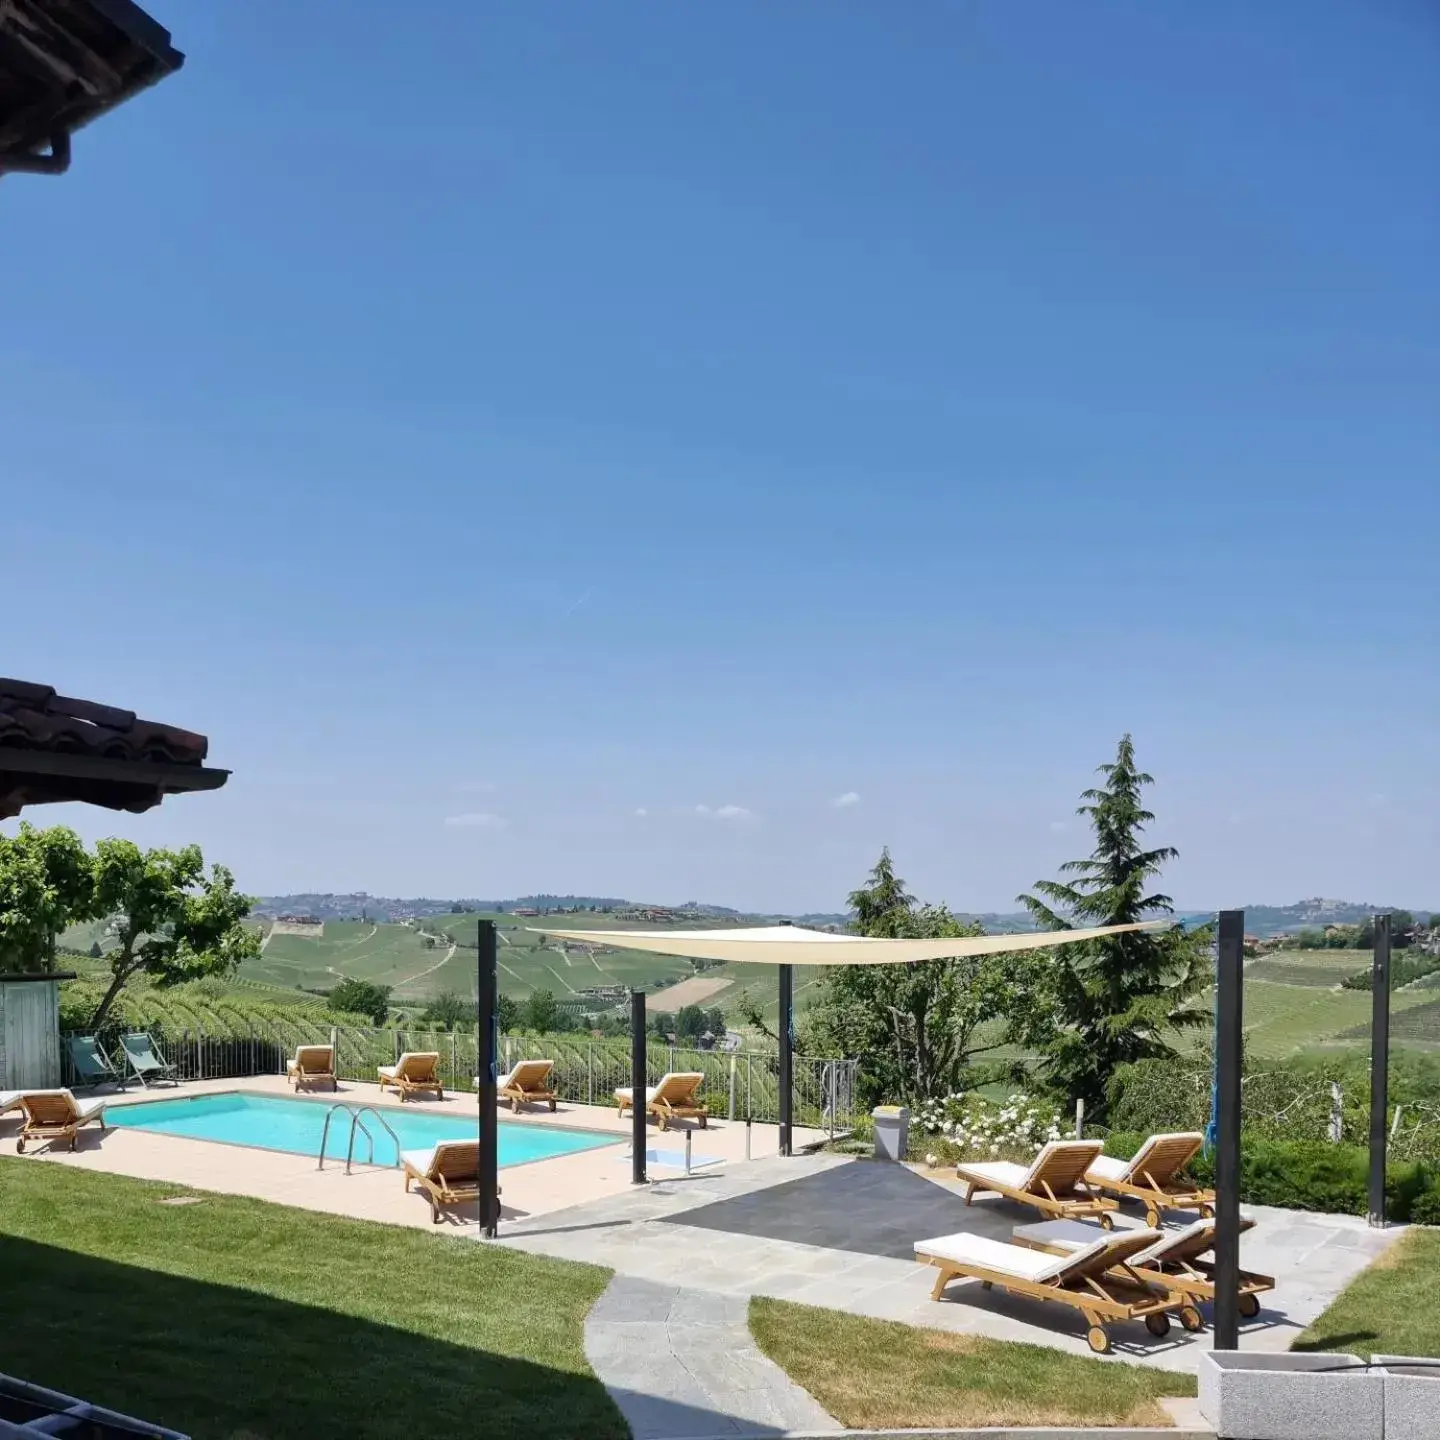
[
  {"left": 805, "top": 849, "right": 1009, "bottom": 1106},
  {"left": 1011, "top": 733, "right": 1210, "bottom": 1116},
  {"left": 0, "top": 823, "right": 94, "bottom": 973},
  {"left": 88, "top": 840, "right": 260, "bottom": 1031},
  {"left": 329, "top": 977, "right": 393, "bottom": 1026}
]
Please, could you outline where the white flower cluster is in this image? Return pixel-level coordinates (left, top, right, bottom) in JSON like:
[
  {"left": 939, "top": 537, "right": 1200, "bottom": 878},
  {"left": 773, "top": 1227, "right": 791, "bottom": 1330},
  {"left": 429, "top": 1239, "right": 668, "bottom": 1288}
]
[{"left": 915, "top": 1092, "right": 1064, "bottom": 1157}]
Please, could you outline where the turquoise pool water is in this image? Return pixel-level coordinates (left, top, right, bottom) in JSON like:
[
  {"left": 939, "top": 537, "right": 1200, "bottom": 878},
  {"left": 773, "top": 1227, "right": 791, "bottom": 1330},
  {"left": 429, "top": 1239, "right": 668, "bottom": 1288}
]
[{"left": 107, "top": 1092, "right": 620, "bottom": 1168}]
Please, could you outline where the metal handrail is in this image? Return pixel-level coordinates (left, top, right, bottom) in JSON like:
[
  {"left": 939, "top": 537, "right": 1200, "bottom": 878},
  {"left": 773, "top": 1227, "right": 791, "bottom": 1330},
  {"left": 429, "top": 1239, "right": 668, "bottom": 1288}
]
[
  {"left": 344, "top": 1105, "right": 402, "bottom": 1174},
  {"left": 316, "top": 1102, "right": 403, "bottom": 1174}
]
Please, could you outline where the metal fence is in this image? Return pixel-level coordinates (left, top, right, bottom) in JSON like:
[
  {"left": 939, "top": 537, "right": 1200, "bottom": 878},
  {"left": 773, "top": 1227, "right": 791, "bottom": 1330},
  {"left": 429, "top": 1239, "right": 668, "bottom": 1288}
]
[{"left": 63, "top": 1021, "right": 860, "bottom": 1134}]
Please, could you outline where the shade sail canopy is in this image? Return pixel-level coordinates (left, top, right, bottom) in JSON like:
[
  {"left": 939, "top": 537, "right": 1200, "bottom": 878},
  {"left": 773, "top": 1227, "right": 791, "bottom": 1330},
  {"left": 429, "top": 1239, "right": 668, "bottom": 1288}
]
[{"left": 530, "top": 920, "right": 1162, "bottom": 966}]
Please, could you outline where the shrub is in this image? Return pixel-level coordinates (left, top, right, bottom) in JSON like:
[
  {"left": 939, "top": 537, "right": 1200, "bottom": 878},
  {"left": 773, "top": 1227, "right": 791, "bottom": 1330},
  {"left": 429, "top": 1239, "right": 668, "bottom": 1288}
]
[
  {"left": 915, "top": 1092, "right": 1064, "bottom": 1165},
  {"left": 1096, "top": 1134, "right": 1440, "bottom": 1222},
  {"left": 1409, "top": 1190, "right": 1440, "bottom": 1226}
]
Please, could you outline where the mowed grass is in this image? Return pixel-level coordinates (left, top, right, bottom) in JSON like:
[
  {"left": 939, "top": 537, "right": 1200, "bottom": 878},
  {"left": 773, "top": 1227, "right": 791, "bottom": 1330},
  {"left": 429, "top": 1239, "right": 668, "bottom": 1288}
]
[
  {"left": 1295, "top": 1227, "right": 1440, "bottom": 1359},
  {"left": 748, "top": 1298, "right": 1195, "bottom": 1429},
  {"left": 0, "top": 1159, "right": 624, "bottom": 1440}
]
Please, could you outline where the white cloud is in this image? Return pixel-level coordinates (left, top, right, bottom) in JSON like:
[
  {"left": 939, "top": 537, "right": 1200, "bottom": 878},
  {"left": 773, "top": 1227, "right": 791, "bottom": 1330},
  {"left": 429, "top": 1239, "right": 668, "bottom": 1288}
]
[
  {"left": 831, "top": 791, "right": 861, "bottom": 809},
  {"left": 444, "top": 812, "right": 507, "bottom": 829},
  {"left": 634, "top": 807, "right": 648, "bottom": 818},
  {"left": 695, "top": 803, "right": 754, "bottom": 821}
]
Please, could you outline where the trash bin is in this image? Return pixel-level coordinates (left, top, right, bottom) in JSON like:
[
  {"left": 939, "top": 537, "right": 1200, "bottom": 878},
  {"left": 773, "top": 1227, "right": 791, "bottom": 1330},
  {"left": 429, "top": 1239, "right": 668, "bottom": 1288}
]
[{"left": 872, "top": 1104, "right": 909, "bottom": 1162}]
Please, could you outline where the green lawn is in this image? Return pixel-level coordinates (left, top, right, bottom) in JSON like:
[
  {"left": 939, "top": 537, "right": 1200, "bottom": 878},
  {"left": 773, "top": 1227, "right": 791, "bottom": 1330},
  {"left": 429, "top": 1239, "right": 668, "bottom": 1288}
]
[
  {"left": 1295, "top": 1227, "right": 1440, "bottom": 1359},
  {"left": 0, "top": 1160, "right": 625, "bottom": 1440},
  {"left": 748, "top": 1298, "right": 1196, "bottom": 1429}
]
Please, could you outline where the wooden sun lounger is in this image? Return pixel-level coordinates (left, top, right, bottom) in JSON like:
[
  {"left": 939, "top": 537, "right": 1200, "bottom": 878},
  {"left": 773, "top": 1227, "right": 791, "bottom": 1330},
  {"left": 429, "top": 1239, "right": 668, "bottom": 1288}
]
[
  {"left": 955, "top": 1140, "right": 1117, "bottom": 1225},
  {"left": 16, "top": 1089, "right": 108, "bottom": 1154},
  {"left": 1015, "top": 1215, "right": 1274, "bottom": 1323},
  {"left": 915, "top": 1225, "right": 1178, "bottom": 1354},
  {"left": 614, "top": 1071, "right": 708, "bottom": 1130},
  {"left": 1084, "top": 1132, "right": 1215, "bottom": 1227},
  {"left": 497, "top": 1059, "right": 557, "bottom": 1112},
  {"left": 377, "top": 1052, "right": 443, "bottom": 1101},
  {"left": 401, "top": 1141, "right": 486, "bottom": 1223},
  {"left": 287, "top": 1045, "right": 338, "bottom": 1092}
]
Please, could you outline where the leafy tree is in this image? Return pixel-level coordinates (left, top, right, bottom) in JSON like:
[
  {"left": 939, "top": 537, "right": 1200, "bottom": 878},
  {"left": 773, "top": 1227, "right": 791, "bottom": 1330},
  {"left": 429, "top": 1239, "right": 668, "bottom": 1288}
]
[
  {"left": 328, "top": 977, "right": 393, "bottom": 1025},
  {"left": 1011, "top": 734, "right": 1210, "bottom": 1117},
  {"left": 522, "top": 988, "right": 560, "bottom": 1033},
  {"left": 0, "top": 822, "right": 95, "bottom": 973},
  {"left": 675, "top": 1003, "right": 706, "bottom": 1041},
  {"left": 804, "top": 850, "right": 1010, "bottom": 1106},
  {"left": 704, "top": 1006, "right": 727, "bottom": 1038},
  {"left": 420, "top": 991, "right": 474, "bottom": 1030},
  {"left": 87, "top": 841, "right": 260, "bottom": 1031},
  {"left": 88, "top": 940, "right": 103, "bottom": 959},
  {"left": 497, "top": 993, "right": 520, "bottom": 1032}
]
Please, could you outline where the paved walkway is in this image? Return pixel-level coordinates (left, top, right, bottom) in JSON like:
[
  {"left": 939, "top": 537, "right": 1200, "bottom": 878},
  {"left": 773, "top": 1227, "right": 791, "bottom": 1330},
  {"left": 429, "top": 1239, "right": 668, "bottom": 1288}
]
[
  {"left": 584, "top": 1276, "right": 842, "bottom": 1439},
  {"left": 500, "top": 1152, "right": 1405, "bottom": 1372}
]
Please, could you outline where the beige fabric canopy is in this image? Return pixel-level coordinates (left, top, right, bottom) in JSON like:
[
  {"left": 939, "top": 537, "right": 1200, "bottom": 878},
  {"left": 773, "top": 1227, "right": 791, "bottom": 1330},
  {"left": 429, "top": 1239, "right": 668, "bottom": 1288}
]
[{"left": 530, "top": 920, "right": 1161, "bottom": 966}]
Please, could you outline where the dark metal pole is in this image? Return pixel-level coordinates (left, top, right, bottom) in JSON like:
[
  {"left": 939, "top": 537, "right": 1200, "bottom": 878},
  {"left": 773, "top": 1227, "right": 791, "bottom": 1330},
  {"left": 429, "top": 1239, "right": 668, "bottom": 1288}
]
[
  {"left": 1368, "top": 914, "right": 1392, "bottom": 1228},
  {"left": 778, "top": 963, "right": 793, "bottom": 1157},
  {"left": 476, "top": 919, "right": 499, "bottom": 1238},
  {"left": 630, "top": 989, "right": 647, "bottom": 1185},
  {"left": 1212, "top": 909, "right": 1245, "bottom": 1351}
]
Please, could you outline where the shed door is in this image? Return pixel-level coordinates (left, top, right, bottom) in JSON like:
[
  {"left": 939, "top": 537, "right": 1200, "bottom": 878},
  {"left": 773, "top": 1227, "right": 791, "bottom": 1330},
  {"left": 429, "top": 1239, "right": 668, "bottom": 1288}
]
[{"left": 1, "top": 982, "right": 61, "bottom": 1089}]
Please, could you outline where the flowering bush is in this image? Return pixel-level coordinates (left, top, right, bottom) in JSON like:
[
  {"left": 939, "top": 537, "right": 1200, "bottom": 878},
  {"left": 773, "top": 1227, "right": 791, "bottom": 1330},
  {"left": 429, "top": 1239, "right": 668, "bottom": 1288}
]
[{"left": 915, "top": 1091, "right": 1064, "bottom": 1165}]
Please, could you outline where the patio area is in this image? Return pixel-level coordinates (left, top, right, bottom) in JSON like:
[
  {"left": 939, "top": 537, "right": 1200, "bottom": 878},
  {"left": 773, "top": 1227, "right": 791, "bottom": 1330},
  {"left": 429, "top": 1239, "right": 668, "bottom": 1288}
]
[
  {"left": 495, "top": 1147, "right": 1404, "bottom": 1375},
  {"left": 3, "top": 1074, "right": 829, "bottom": 1230}
]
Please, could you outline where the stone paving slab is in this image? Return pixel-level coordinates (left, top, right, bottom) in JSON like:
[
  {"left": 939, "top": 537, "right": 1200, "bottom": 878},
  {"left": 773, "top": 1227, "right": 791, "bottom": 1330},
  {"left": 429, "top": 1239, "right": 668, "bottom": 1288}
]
[
  {"left": 500, "top": 1153, "right": 1405, "bottom": 1374},
  {"left": 585, "top": 1275, "right": 842, "bottom": 1439}
]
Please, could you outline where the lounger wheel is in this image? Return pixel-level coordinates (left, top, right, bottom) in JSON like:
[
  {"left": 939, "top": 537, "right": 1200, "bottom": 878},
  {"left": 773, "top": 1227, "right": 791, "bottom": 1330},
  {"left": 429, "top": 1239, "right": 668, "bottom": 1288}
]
[
  {"left": 548, "top": 1099, "right": 556, "bottom": 1112},
  {"left": 15, "top": 1138, "right": 24, "bottom": 1154},
  {"left": 1199, "top": 1203, "right": 1214, "bottom": 1219},
  {"left": 1098, "top": 1212, "right": 1114, "bottom": 1231},
  {"left": 1086, "top": 1325, "right": 1111, "bottom": 1355},
  {"left": 1179, "top": 1304, "right": 1205, "bottom": 1332},
  {"left": 1238, "top": 1293, "right": 1261, "bottom": 1320},
  {"left": 1144, "top": 1312, "right": 1171, "bottom": 1339},
  {"left": 980, "top": 1280, "right": 993, "bottom": 1291},
  {"left": 1144, "top": 1207, "right": 1162, "bottom": 1229}
]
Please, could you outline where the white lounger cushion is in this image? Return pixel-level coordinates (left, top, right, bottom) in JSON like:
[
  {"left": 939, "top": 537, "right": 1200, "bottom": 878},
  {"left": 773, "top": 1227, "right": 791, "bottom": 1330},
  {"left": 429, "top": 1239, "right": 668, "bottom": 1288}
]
[
  {"left": 1085, "top": 1153, "right": 1133, "bottom": 1182},
  {"left": 614, "top": 1086, "right": 659, "bottom": 1104},
  {"left": 955, "top": 1159, "right": 1031, "bottom": 1188},
  {"left": 917, "top": 1232, "right": 1075, "bottom": 1282},
  {"left": 17, "top": 1089, "right": 106, "bottom": 1120},
  {"left": 1086, "top": 1133, "right": 1201, "bottom": 1184},
  {"left": 917, "top": 1227, "right": 1164, "bottom": 1284},
  {"left": 401, "top": 1147, "right": 438, "bottom": 1174},
  {"left": 0, "top": 1091, "right": 22, "bottom": 1114}
]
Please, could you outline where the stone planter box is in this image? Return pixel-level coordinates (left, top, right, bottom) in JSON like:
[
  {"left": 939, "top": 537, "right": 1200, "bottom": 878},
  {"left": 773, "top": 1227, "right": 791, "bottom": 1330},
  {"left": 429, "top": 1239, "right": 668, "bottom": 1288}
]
[
  {"left": 1198, "top": 1350, "right": 1383, "bottom": 1440},
  {"left": 1375, "top": 1355, "right": 1440, "bottom": 1440}
]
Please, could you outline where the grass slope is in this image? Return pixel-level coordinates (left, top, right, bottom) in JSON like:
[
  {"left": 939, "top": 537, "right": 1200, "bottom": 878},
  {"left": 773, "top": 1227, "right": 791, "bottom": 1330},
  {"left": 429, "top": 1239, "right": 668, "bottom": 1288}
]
[
  {"left": 1295, "top": 1227, "right": 1440, "bottom": 1358},
  {"left": 0, "top": 1160, "right": 624, "bottom": 1440},
  {"left": 749, "top": 1298, "right": 1195, "bottom": 1428}
]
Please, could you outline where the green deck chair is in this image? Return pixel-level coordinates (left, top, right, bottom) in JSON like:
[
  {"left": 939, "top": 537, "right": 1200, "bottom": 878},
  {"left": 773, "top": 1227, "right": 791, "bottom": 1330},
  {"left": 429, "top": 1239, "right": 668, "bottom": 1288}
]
[
  {"left": 66, "top": 1035, "right": 126, "bottom": 1090},
  {"left": 120, "top": 1032, "right": 180, "bottom": 1087}
]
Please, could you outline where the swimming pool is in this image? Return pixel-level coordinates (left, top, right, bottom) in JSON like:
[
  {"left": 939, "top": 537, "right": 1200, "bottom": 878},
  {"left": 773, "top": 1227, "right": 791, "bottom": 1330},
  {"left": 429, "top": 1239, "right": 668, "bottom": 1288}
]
[{"left": 107, "top": 1092, "right": 621, "bottom": 1168}]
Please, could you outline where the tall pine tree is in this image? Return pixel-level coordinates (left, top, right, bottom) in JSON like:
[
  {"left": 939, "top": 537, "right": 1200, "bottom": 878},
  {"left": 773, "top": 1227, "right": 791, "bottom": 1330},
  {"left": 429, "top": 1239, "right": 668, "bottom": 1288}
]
[{"left": 1013, "top": 734, "right": 1210, "bottom": 1115}]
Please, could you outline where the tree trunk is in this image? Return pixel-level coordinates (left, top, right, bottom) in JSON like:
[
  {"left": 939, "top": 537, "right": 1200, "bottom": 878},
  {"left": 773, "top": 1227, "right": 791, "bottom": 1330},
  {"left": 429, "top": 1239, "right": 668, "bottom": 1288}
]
[{"left": 88, "top": 961, "right": 136, "bottom": 1032}]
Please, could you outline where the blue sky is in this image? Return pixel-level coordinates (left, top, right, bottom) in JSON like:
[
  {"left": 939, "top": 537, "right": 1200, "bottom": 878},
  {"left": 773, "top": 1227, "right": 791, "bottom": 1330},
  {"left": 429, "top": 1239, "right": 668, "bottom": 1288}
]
[{"left": 4, "top": 2, "right": 1436, "bottom": 913}]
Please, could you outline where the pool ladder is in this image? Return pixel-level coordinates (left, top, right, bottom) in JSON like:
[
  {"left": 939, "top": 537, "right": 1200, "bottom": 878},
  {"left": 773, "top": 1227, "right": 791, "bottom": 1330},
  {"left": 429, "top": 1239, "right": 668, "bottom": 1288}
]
[{"left": 317, "top": 1103, "right": 403, "bottom": 1174}]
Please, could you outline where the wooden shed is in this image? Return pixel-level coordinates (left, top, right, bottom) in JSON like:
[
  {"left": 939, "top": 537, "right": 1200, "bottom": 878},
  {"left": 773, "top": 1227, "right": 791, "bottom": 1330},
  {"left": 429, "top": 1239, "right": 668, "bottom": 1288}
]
[{"left": 0, "top": 972, "right": 74, "bottom": 1090}]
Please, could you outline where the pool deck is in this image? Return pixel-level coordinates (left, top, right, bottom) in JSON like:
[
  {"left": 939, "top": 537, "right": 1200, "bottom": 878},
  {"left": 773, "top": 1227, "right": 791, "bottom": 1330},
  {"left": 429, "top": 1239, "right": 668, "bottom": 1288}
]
[{"left": 3, "top": 1074, "right": 829, "bottom": 1231}]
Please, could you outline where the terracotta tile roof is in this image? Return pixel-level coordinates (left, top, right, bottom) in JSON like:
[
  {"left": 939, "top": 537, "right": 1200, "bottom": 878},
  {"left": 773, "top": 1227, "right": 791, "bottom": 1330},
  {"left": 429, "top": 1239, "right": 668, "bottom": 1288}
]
[
  {"left": 0, "top": 0, "right": 183, "bottom": 175},
  {"left": 0, "top": 677, "right": 227, "bottom": 819}
]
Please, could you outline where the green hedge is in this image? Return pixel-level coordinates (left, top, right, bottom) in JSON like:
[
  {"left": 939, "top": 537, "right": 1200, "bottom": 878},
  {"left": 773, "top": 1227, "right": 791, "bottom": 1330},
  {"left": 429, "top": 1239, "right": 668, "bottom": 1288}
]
[{"left": 1102, "top": 1132, "right": 1440, "bottom": 1223}]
